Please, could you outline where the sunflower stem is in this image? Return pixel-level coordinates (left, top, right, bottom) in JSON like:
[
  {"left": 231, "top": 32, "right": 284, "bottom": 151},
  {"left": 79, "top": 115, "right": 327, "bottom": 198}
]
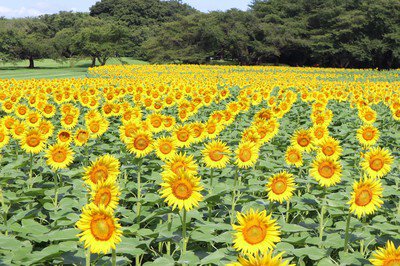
[
  {"left": 343, "top": 210, "right": 351, "bottom": 253},
  {"left": 28, "top": 153, "right": 34, "bottom": 189},
  {"left": 136, "top": 159, "right": 142, "bottom": 225},
  {"left": 319, "top": 193, "right": 326, "bottom": 248},
  {"left": 85, "top": 248, "right": 91, "bottom": 266},
  {"left": 182, "top": 208, "right": 187, "bottom": 260},
  {"left": 54, "top": 170, "right": 59, "bottom": 209},
  {"left": 209, "top": 168, "right": 214, "bottom": 192},
  {"left": 285, "top": 200, "right": 290, "bottom": 223},
  {"left": 111, "top": 248, "right": 116, "bottom": 266},
  {"left": 230, "top": 168, "right": 238, "bottom": 224},
  {"left": 166, "top": 213, "right": 172, "bottom": 256}
]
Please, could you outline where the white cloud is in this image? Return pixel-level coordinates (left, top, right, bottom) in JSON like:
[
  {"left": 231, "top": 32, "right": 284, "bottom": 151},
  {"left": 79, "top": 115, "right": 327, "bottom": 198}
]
[{"left": 0, "top": 6, "right": 43, "bottom": 18}]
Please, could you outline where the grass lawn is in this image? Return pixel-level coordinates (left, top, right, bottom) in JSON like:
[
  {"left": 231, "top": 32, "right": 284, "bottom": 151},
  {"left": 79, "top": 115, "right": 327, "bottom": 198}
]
[{"left": 0, "top": 57, "right": 148, "bottom": 79}]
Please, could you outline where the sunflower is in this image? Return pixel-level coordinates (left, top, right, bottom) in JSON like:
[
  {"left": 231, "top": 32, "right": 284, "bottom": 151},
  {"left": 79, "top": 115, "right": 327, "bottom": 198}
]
[
  {"left": 357, "top": 124, "right": 380, "bottom": 148},
  {"left": 310, "top": 155, "right": 342, "bottom": 187},
  {"left": 361, "top": 147, "right": 393, "bottom": 178},
  {"left": 285, "top": 146, "right": 303, "bottom": 167},
  {"left": 41, "top": 103, "right": 56, "bottom": 118},
  {"left": 119, "top": 122, "right": 140, "bottom": 144},
  {"left": 20, "top": 128, "right": 46, "bottom": 154},
  {"left": 291, "top": 129, "right": 313, "bottom": 152},
  {"left": 126, "top": 130, "right": 153, "bottom": 158},
  {"left": 162, "top": 152, "right": 198, "bottom": 178},
  {"left": 15, "top": 104, "right": 29, "bottom": 119},
  {"left": 235, "top": 141, "right": 259, "bottom": 169},
  {"left": 45, "top": 143, "right": 74, "bottom": 170},
  {"left": 232, "top": 209, "right": 281, "bottom": 255},
  {"left": 57, "top": 129, "right": 73, "bottom": 145},
  {"left": 160, "top": 171, "right": 203, "bottom": 211},
  {"left": 317, "top": 136, "right": 342, "bottom": 161},
  {"left": 74, "top": 129, "right": 90, "bottom": 147},
  {"left": 38, "top": 120, "right": 54, "bottom": 139},
  {"left": 359, "top": 107, "right": 377, "bottom": 124},
  {"left": 76, "top": 204, "right": 122, "bottom": 254},
  {"left": 148, "top": 113, "right": 164, "bottom": 133},
  {"left": 26, "top": 111, "right": 42, "bottom": 127},
  {"left": 370, "top": 241, "right": 400, "bottom": 266},
  {"left": 84, "top": 154, "right": 121, "bottom": 187},
  {"left": 61, "top": 112, "right": 79, "bottom": 129},
  {"left": 266, "top": 172, "right": 296, "bottom": 203},
  {"left": 202, "top": 140, "right": 231, "bottom": 169},
  {"left": 173, "top": 124, "right": 193, "bottom": 147},
  {"left": 311, "top": 125, "right": 329, "bottom": 145},
  {"left": 228, "top": 251, "right": 294, "bottom": 266},
  {"left": 87, "top": 118, "right": 109, "bottom": 139},
  {"left": 10, "top": 120, "right": 26, "bottom": 140},
  {"left": 0, "top": 126, "right": 10, "bottom": 149},
  {"left": 90, "top": 179, "right": 120, "bottom": 210},
  {"left": 348, "top": 176, "right": 383, "bottom": 218},
  {"left": 153, "top": 136, "right": 177, "bottom": 160},
  {"left": 190, "top": 122, "right": 205, "bottom": 143}
]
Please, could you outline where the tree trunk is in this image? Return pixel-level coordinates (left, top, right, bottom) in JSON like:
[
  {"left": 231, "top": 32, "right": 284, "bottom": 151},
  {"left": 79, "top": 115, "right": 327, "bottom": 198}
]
[
  {"left": 28, "top": 56, "right": 34, "bottom": 68},
  {"left": 91, "top": 57, "right": 96, "bottom": 67}
]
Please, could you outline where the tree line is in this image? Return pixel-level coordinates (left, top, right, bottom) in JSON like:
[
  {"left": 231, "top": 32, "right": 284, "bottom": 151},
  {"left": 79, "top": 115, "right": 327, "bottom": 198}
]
[{"left": 0, "top": 0, "right": 399, "bottom": 69}]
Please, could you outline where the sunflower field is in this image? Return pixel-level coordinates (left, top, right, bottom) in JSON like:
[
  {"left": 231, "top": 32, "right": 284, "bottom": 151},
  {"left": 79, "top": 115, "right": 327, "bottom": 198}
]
[{"left": 0, "top": 65, "right": 399, "bottom": 265}]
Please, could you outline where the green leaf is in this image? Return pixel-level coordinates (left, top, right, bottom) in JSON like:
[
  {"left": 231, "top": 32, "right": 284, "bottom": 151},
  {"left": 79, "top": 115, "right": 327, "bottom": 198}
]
[{"left": 292, "top": 247, "right": 326, "bottom": 261}]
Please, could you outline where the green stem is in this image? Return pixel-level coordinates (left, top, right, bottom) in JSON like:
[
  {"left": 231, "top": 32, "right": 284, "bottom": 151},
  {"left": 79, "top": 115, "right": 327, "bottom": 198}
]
[
  {"left": 285, "top": 200, "right": 290, "bottom": 223},
  {"left": 136, "top": 159, "right": 142, "bottom": 225},
  {"left": 210, "top": 168, "right": 214, "bottom": 192},
  {"left": 54, "top": 170, "right": 59, "bottom": 209},
  {"left": 167, "top": 213, "right": 172, "bottom": 256},
  {"left": 28, "top": 153, "right": 34, "bottom": 189},
  {"left": 112, "top": 248, "right": 116, "bottom": 266},
  {"left": 319, "top": 194, "right": 326, "bottom": 248},
  {"left": 86, "top": 248, "right": 91, "bottom": 266},
  {"left": 230, "top": 168, "right": 238, "bottom": 224},
  {"left": 182, "top": 208, "right": 187, "bottom": 258},
  {"left": 344, "top": 210, "right": 351, "bottom": 253}
]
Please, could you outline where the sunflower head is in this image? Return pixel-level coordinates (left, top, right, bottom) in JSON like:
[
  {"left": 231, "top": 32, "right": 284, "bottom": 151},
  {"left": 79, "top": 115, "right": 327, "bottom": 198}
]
[
  {"left": 153, "top": 136, "right": 176, "bottom": 160},
  {"left": 84, "top": 155, "right": 121, "bottom": 187},
  {"left": 361, "top": 147, "right": 393, "bottom": 179},
  {"left": 126, "top": 130, "right": 153, "bottom": 158},
  {"left": 228, "top": 251, "right": 295, "bottom": 266},
  {"left": 310, "top": 155, "right": 342, "bottom": 187},
  {"left": 232, "top": 209, "right": 281, "bottom": 255},
  {"left": 369, "top": 240, "right": 400, "bottom": 266},
  {"left": 348, "top": 176, "right": 383, "bottom": 219},
  {"left": 202, "top": 140, "right": 231, "bottom": 169},
  {"left": 91, "top": 179, "right": 120, "bottom": 210},
  {"left": 45, "top": 143, "right": 74, "bottom": 170},
  {"left": 285, "top": 146, "right": 303, "bottom": 167},
  {"left": 317, "top": 136, "right": 342, "bottom": 160},
  {"left": 20, "top": 128, "right": 46, "bottom": 154},
  {"left": 235, "top": 141, "right": 259, "bottom": 169},
  {"left": 357, "top": 124, "right": 380, "bottom": 148},
  {"left": 76, "top": 204, "right": 122, "bottom": 254},
  {"left": 160, "top": 170, "right": 204, "bottom": 211},
  {"left": 266, "top": 171, "right": 296, "bottom": 203},
  {"left": 291, "top": 129, "right": 313, "bottom": 152}
]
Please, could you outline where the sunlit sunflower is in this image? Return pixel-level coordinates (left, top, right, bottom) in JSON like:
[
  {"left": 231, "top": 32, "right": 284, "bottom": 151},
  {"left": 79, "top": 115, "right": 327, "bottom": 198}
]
[
  {"left": 87, "top": 118, "right": 109, "bottom": 139},
  {"left": 361, "top": 147, "right": 393, "bottom": 178},
  {"left": 20, "top": 128, "right": 46, "bottom": 154},
  {"left": 10, "top": 120, "right": 26, "bottom": 140},
  {"left": 15, "top": 104, "right": 29, "bottom": 119},
  {"left": 359, "top": 106, "right": 377, "bottom": 124},
  {"left": 147, "top": 113, "right": 164, "bottom": 133},
  {"left": 310, "top": 155, "right": 342, "bottom": 187},
  {"left": 285, "top": 146, "right": 303, "bottom": 167},
  {"left": 202, "top": 140, "right": 231, "bottom": 169},
  {"left": 153, "top": 136, "right": 177, "bottom": 160},
  {"left": 160, "top": 171, "right": 203, "bottom": 211},
  {"left": 317, "top": 136, "right": 342, "bottom": 161},
  {"left": 173, "top": 124, "right": 193, "bottom": 147},
  {"left": 370, "top": 240, "right": 400, "bottom": 266},
  {"left": 311, "top": 125, "right": 329, "bottom": 145},
  {"left": 45, "top": 143, "right": 74, "bottom": 170},
  {"left": 357, "top": 124, "right": 380, "bottom": 148},
  {"left": 38, "top": 120, "right": 54, "bottom": 139},
  {"left": 126, "top": 130, "right": 153, "bottom": 158},
  {"left": 61, "top": 112, "right": 79, "bottom": 129},
  {"left": 227, "top": 251, "right": 294, "bottom": 266},
  {"left": 119, "top": 121, "right": 140, "bottom": 144},
  {"left": 57, "top": 129, "right": 73, "bottom": 145},
  {"left": 190, "top": 122, "right": 205, "bottom": 143},
  {"left": 348, "top": 176, "right": 383, "bottom": 218},
  {"left": 74, "top": 129, "right": 90, "bottom": 146},
  {"left": 26, "top": 111, "right": 42, "bottom": 127},
  {"left": 84, "top": 154, "right": 121, "bottom": 187},
  {"left": 291, "top": 129, "right": 313, "bottom": 152},
  {"left": 76, "top": 204, "right": 122, "bottom": 254},
  {"left": 235, "top": 141, "right": 259, "bottom": 169},
  {"left": 266, "top": 172, "right": 296, "bottom": 203},
  {"left": 0, "top": 126, "right": 10, "bottom": 149},
  {"left": 162, "top": 152, "right": 198, "bottom": 178},
  {"left": 90, "top": 179, "right": 120, "bottom": 210},
  {"left": 232, "top": 209, "right": 281, "bottom": 255}
]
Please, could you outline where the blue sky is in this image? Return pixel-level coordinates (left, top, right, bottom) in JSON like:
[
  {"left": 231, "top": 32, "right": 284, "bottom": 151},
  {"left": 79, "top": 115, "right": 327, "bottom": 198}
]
[{"left": 0, "top": 0, "right": 252, "bottom": 18}]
